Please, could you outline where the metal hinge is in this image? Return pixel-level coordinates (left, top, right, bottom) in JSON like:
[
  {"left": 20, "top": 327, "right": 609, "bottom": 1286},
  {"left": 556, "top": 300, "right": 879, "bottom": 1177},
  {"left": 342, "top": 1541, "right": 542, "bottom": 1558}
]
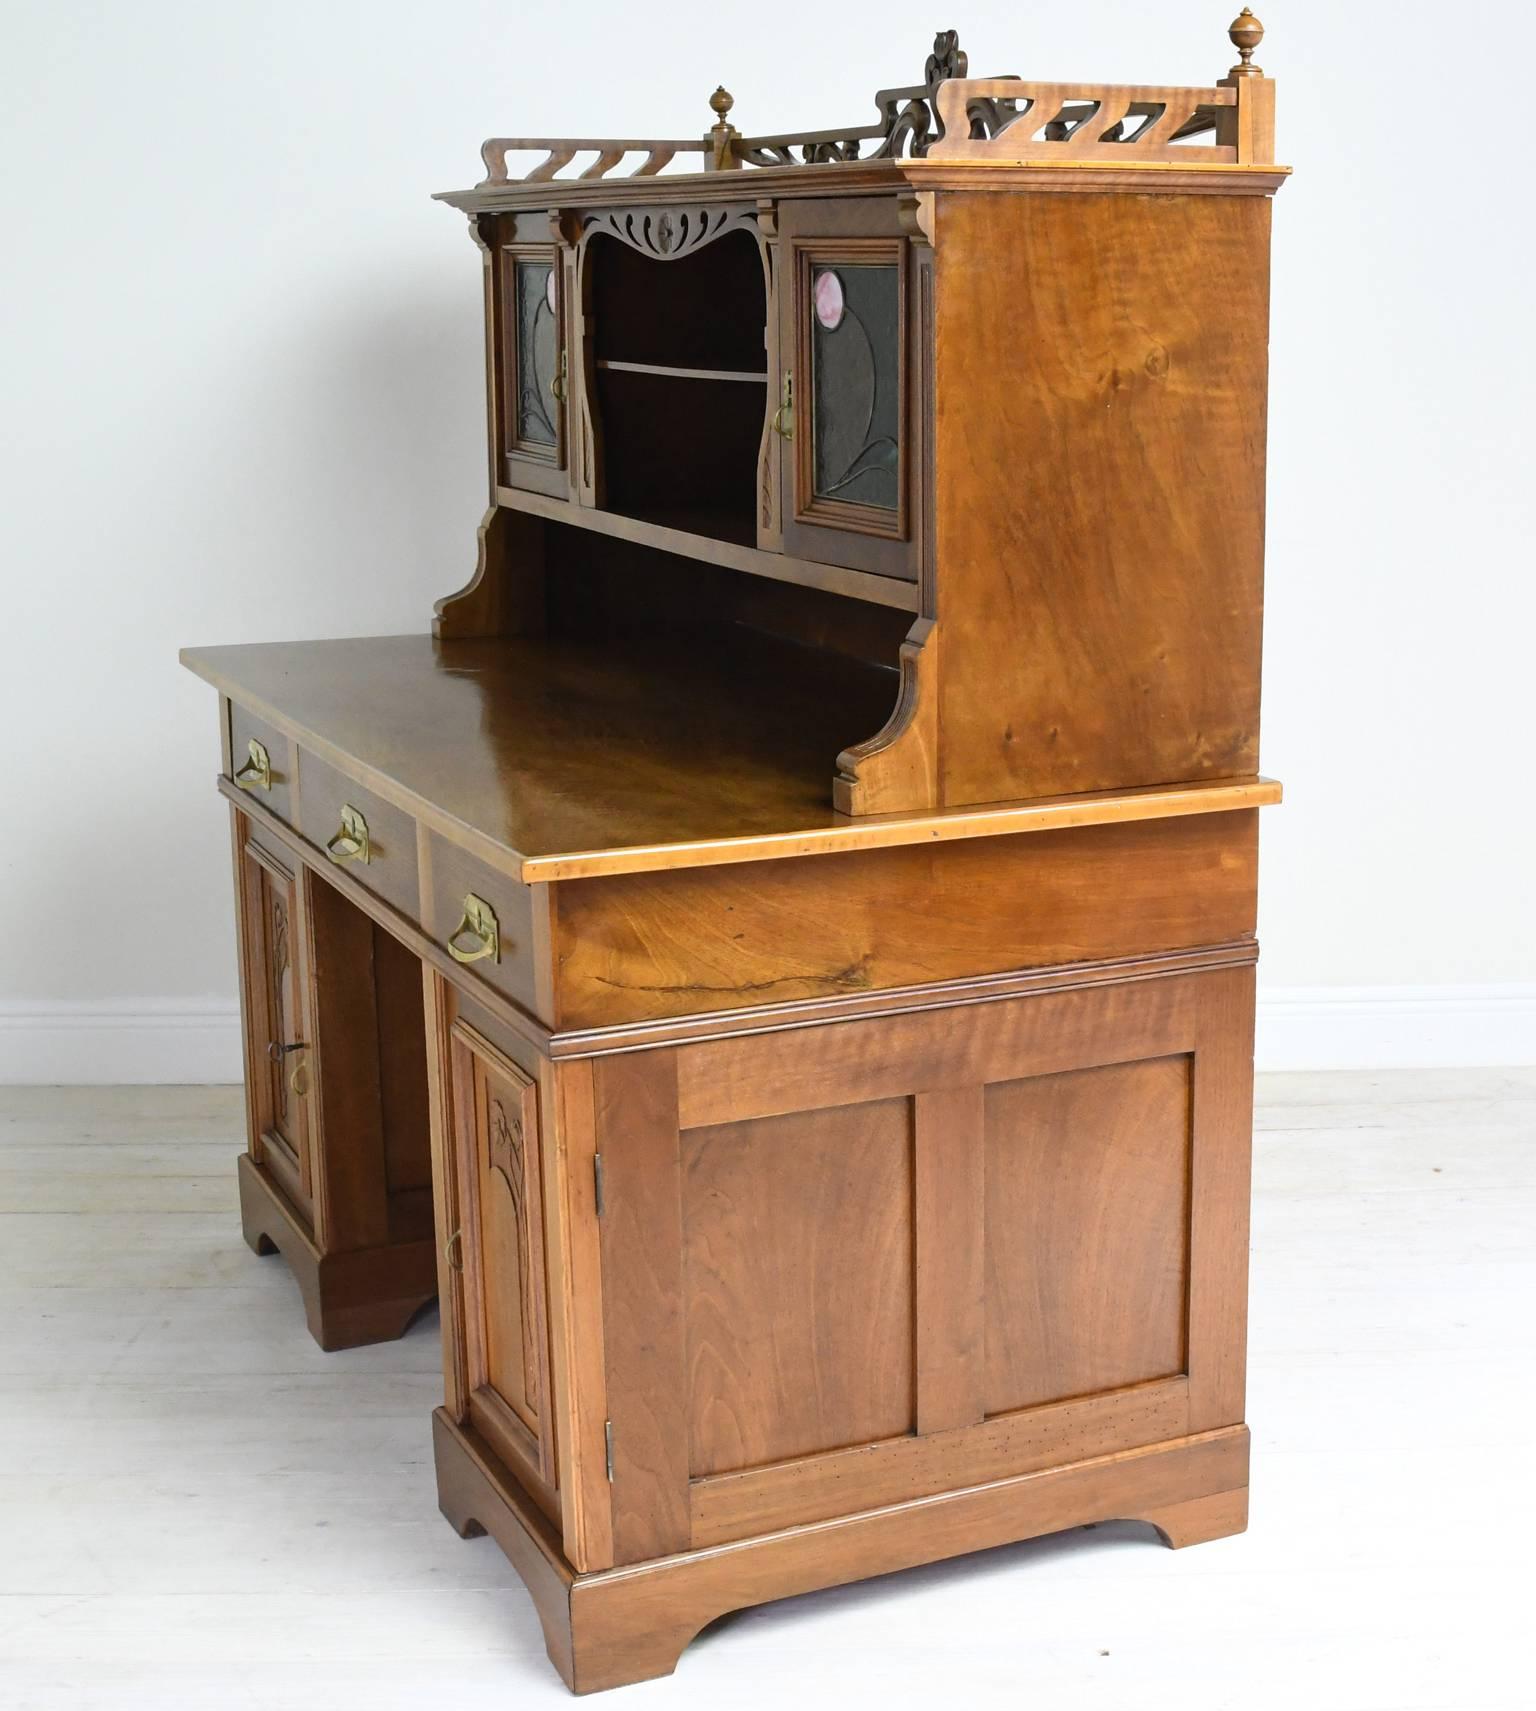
[
  {"left": 605, "top": 1419, "right": 615, "bottom": 1483},
  {"left": 593, "top": 1152, "right": 606, "bottom": 1216}
]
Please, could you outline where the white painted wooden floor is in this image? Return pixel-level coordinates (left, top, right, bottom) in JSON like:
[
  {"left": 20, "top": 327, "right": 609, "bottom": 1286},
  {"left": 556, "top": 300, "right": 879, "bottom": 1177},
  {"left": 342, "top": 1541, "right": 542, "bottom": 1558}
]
[{"left": 2, "top": 1072, "right": 1532, "bottom": 1710}]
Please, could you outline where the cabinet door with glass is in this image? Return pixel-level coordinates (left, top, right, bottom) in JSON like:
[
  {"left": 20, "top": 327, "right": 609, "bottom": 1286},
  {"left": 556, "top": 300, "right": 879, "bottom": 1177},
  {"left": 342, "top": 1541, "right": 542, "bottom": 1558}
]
[
  {"left": 497, "top": 240, "right": 570, "bottom": 499},
  {"left": 776, "top": 200, "right": 919, "bottom": 583}
]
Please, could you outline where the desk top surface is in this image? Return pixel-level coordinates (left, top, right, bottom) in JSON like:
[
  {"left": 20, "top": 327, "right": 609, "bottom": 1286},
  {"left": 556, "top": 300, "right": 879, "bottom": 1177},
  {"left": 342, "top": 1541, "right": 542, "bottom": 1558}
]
[{"left": 182, "top": 633, "right": 1279, "bottom": 882}]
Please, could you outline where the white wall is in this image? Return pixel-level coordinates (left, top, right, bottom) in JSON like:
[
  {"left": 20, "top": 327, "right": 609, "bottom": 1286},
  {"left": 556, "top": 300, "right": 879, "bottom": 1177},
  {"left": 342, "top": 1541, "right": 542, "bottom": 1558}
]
[{"left": 2, "top": 0, "right": 1532, "bottom": 1080}]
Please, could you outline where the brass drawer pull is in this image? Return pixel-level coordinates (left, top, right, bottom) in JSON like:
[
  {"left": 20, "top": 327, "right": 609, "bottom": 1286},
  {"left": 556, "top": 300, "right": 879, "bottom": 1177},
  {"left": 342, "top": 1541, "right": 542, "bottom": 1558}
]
[
  {"left": 447, "top": 893, "right": 500, "bottom": 965},
  {"left": 325, "top": 804, "right": 371, "bottom": 865},
  {"left": 550, "top": 348, "right": 568, "bottom": 403},
  {"left": 444, "top": 1227, "right": 464, "bottom": 1273},
  {"left": 233, "top": 738, "right": 272, "bottom": 792}
]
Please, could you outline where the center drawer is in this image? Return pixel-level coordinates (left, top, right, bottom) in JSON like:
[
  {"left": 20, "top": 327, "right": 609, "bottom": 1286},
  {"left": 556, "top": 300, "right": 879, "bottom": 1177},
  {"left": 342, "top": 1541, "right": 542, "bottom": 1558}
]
[{"left": 297, "top": 751, "right": 421, "bottom": 921}]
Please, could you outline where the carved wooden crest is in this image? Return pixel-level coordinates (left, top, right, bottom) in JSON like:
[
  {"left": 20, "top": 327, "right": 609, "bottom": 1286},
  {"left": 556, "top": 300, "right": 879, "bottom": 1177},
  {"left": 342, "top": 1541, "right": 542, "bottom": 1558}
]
[{"left": 581, "top": 204, "right": 759, "bottom": 261}]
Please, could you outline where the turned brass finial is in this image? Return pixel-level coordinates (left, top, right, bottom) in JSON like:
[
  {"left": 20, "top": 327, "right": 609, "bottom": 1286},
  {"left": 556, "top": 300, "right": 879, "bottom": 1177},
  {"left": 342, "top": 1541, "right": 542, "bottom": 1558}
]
[
  {"left": 707, "top": 86, "right": 741, "bottom": 170},
  {"left": 1227, "top": 8, "right": 1265, "bottom": 76}
]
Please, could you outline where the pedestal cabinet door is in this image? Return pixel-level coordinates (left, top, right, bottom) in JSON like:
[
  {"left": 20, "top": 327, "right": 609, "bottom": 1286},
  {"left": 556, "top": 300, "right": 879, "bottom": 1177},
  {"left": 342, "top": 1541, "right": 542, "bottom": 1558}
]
[
  {"left": 238, "top": 838, "right": 314, "bottom": 1221},
  {"left": 497, "top": 240, "right": 569, "bottom": 499},
  {"left": 446, "top": 1020, "right": 558, "bottom": 1506},
  {"left": 775, "top": 199, "right": 920, "bottom": 583}
]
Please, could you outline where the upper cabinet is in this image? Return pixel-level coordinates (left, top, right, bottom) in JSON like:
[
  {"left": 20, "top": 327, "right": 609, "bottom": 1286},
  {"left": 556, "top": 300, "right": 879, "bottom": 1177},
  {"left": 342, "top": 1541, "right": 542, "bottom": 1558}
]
[
  {"left": 776, "top": 198, "right": 919, "bottom": 582},
  {"left": 440, "top": 21, "right": 1283, "bottom": 816},
  {"left": 481, "top": 198, "right": 921, "bottom": 585}
]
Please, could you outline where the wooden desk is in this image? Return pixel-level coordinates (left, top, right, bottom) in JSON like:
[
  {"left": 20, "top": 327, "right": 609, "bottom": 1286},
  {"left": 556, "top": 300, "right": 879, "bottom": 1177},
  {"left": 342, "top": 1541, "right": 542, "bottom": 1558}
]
[{"left": 184, "top": 21, "right": 1287, "bottom": 1693}]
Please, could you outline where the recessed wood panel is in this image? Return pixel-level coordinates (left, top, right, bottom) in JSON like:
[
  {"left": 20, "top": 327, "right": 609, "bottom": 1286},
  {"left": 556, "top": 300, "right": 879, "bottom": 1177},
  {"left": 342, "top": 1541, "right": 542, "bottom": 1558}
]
[
  {"left": 682, "top": 1097, "right": 915, "bottom": 1477},
  {"left": 984, "top": 1056, "right": 1191, "bottom": 1414}
]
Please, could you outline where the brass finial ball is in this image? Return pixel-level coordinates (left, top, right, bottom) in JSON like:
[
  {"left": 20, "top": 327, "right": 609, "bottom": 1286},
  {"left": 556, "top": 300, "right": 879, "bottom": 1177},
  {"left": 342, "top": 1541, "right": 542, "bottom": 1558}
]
[
  {"left": 709, "top": 86, "right": 735, "bottom": 121},
  {"left": 1227, "top": 8, "right": 1265, "bottom": 75}
]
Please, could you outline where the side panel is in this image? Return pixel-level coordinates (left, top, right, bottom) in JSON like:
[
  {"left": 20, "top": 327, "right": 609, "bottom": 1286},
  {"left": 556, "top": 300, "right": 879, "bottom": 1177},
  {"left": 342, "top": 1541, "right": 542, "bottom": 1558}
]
[
  {"left": 933, "top": 190, "right": 1271, "bottom": 805},
  {"left": 599, "top": 962, "right": 1254, "bottom": 1557}
]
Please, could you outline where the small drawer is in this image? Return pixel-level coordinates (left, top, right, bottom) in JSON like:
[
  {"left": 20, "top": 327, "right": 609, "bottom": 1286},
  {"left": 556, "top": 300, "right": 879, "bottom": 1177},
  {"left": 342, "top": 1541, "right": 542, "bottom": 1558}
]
[
  {"left": 297, "top": 751, "right": 420, "bottom": 922},
  {"left": 228, "top": 703, "right": 294, "bottom": 825},
  {"left": 424, "top": 833, "right": 544, "bottom": 1022}
]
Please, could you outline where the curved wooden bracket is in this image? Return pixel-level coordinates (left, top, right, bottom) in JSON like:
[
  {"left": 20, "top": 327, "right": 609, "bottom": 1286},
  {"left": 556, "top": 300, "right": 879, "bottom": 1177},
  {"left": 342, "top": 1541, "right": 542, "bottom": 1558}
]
[
  {"left": 432, "top": 507, "right": 547, "bottom": 641},
  {"left": 833, "top": 617, "right": 940, "bottom": 816}
]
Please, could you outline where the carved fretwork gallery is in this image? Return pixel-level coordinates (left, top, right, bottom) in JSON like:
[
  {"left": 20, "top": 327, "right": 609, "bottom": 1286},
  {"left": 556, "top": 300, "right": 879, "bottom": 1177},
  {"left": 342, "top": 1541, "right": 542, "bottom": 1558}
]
[{"left": 183, "top": 13, "right": 1287, "bottom": 1693}]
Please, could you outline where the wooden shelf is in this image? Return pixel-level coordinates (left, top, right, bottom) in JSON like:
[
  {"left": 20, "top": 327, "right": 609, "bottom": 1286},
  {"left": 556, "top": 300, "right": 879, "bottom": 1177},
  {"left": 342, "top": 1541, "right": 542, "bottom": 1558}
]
[
  {"left": 596, "top": 359, "right": 767, "bottom": 384},
  {"left": 494, "top": 485, "right": 920, "bottom": 612},
  {"left": 182, "top": 634, "right": 1281, "bottom": 883}
]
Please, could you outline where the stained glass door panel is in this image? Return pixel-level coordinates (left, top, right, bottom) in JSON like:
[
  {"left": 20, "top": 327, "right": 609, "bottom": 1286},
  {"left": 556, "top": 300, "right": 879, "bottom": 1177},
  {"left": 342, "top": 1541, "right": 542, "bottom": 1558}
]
[
  {"left": 809, "top": 263, "right": 901, "bottom": 513},
  {"left": 779, "top": 211, "right": 917, "bottom": 582},
  {"left": 498, "top": 241, "right": 568, "bottom": 497}
]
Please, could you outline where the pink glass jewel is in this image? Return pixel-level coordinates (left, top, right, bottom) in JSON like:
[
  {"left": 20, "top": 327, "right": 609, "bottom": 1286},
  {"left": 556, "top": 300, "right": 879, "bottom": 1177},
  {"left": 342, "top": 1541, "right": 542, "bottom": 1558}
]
[{"left": 814, "top": 269, "right": 845, "bottom": 331}]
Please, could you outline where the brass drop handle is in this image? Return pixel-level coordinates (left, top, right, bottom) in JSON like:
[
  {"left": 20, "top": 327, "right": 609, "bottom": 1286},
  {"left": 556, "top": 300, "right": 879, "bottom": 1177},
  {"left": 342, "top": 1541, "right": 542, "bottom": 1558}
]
[
  {"left": 233, "top": 738, "right": 272, "bottom": 792},
  {"left": 444, "top": 1227, "right": 464, "bottom": 1273},
  {"left": 769, "top": 370, "right": 793, "bottom": 440},
  {"left": 325, "top": 804, "right": 371, "bottom": 865},
  {"left": 550, "top": 349, "right": 567, "bottom": 403},
  {"left": 446, "top": 892, "right": 500, "bottom": 965}
]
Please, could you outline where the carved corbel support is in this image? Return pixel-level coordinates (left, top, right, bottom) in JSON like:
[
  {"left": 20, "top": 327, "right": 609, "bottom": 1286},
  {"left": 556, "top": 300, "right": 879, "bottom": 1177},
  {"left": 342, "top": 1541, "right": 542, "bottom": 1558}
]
[
  {"left": 897, "top": 191, "right": 935, "bottom": 247},
  {"left": 833, "top": 617, "right": 941, "bottom": 815},
  {"left": 433, "top": 507, "right": 549, "bottom": 642}
]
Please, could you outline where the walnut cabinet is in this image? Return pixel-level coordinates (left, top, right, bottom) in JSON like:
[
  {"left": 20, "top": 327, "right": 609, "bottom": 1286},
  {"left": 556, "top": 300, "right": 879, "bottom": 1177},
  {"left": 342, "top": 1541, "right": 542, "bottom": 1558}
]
[{"left": 186, "top": 16, "right": 1287, "bottom": 1695}]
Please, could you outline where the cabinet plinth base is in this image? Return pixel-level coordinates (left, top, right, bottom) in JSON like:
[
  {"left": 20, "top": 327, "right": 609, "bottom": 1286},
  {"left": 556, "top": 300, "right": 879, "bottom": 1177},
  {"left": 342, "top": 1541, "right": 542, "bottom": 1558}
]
[
  {"left": 237, "top": 1153, "right": 437, "bottom": 1351},
  {"left": 432, "top": 1407, "right": 1250, "bottom": 1696}
]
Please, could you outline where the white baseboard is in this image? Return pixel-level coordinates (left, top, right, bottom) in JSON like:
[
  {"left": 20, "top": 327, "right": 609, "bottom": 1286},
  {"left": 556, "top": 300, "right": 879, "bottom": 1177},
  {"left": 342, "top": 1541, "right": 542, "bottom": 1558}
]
[
  {"left": 0, "top": 986, "right": 1532, "bottom": 1085},
  {"left": 0, "top": 999, "right": 244, "bottom": 1086},
  {"left": 1253, "top": 983, "right": 1536, "bottom": 1072}
]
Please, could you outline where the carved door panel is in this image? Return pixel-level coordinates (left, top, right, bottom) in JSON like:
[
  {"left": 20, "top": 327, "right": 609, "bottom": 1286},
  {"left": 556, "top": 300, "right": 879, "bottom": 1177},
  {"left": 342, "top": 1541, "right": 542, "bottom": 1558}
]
[
  {"left": 447, "top": 1018, "right": 558, "bottom": 1506},
  {"left": 496, "top": 238, "right": 570, "bottom": 499},
  {"left": 596, "top": 964, "right": 1253, "bottom": 1563},
  {"left": 776, "top": 198, "right": 921, "bottom": 583},
  {"left": 238, "top": 837, "right": 314, "bottom": 1221}
]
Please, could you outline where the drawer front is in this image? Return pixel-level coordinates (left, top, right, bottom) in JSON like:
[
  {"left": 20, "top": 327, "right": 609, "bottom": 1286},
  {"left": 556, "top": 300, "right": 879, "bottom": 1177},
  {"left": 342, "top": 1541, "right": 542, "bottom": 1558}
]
[
  {"left": 552, "top": 812, "right": 1259, "bottom": 1030},
  {"left": 297, "top": 750, "right": 420, "bottom": 921},
  {"left": 228, "top": 703, "right": 294, "bottom": 825},
  {"left": 424, "top": 834, "right": 544, "bottom": 1022}
]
